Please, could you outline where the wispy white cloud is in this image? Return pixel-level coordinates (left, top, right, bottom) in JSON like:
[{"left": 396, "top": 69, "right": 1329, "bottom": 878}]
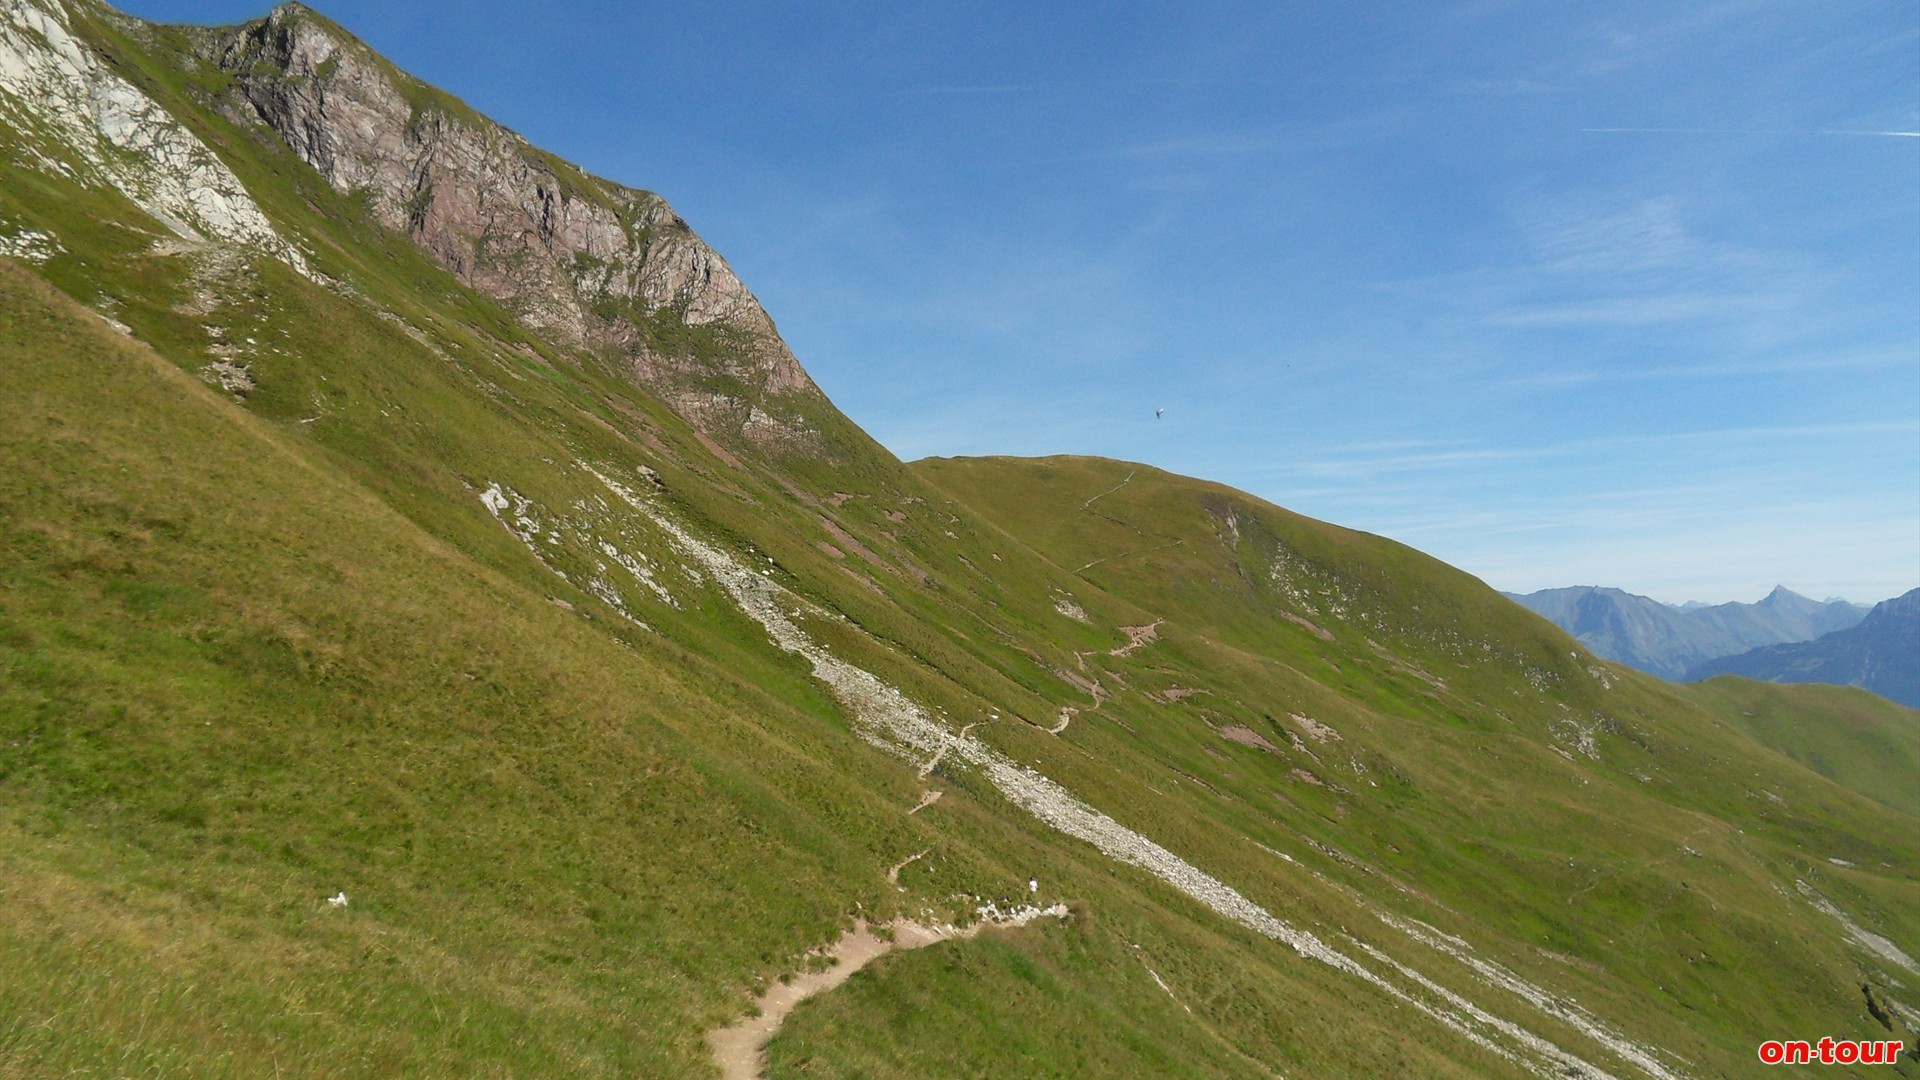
[
  {"left": 1089, "top": 105, "right": 1418, "bottom": 162},
  {"left": 901, "top": 83, "right": 1032, "bottom": 96},
  {"left": 1376, "top": 193, "right": 1847, "bottom": 355},
  {"left": 899, "top": 76, "right": 1210, "bottom": 99},
  {"left": 1498, "top": 344, "right": 1916, "bottom": 387},
  {"left": 1482, "top": 292, "right": 1767, "bottom": 328},
  {"left": 1108, "top": 131, "right": 1290, "bottom": 159},
  {"left": 1583, "top": 127, "right": 1920, "bottom": 138},
  {"left": 1260, "top": 421, "right": 1920, "bottom": 480},
  {"left": 1518, "top": 195, "right": 1770, "bottom": 276},
  {"left": 1451, "top": 77, "right": 1560, "bottom": 96}
]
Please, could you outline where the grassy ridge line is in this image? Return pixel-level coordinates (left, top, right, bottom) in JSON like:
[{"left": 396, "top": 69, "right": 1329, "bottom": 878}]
[
  {"left": 908, "top": 457, "right": 1917, "bottom": 856},
  {"left": 920, "top": 455, "right": 1920, "bottom": 876}
]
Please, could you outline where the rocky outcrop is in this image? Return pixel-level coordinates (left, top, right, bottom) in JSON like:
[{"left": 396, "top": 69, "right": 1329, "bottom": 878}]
[
  {"left": 202, "top": 3, "right": 817, "bottom": 444},
  {"left": 0, "top": 0, "right": 309, "bottom": 273}
]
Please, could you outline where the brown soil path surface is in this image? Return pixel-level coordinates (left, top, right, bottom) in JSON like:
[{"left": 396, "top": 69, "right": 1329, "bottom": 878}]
[
  {"left": 1110, "top": 619, "right": 1164, "bottom": 657},
  {"left": 706, "top": 909, "right": 1067, "bottom": 1080}
]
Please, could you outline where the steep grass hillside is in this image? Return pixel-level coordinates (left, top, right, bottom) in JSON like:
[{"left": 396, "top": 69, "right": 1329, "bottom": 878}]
[
  {"left": 2, "top": 2, "right": 1916, "bottom": 1077},
  {"left": 1687, "top": 678, "right": 1920, "bottom": 818}
]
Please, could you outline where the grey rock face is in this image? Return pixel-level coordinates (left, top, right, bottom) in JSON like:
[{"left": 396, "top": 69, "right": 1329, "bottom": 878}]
[{"left": 204, "top": 4, "right": 816, "bottom": 441}]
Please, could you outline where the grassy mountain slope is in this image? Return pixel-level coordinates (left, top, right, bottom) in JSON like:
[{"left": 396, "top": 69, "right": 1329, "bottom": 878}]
[
  {"left": 2, "top": 3, "right": 1917, "bottom": 1077},
  {"left": 899, "top": 456, "right": 1920, "bottom": 1072},
  {"left": 0, "top": 262, "right": 934, "bottom": 1076},
  {"left": 1686, "top": 678, "right": 1920, "bottom": 819}
]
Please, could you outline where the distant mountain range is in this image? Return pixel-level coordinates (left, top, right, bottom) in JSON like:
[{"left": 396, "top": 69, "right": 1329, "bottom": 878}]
[
  {"left": 1689, "top": 589, "right": 1920, "bottom": 707},
  {"left": 1504, "top": 585, "right": 1869, "bottom": 681}
]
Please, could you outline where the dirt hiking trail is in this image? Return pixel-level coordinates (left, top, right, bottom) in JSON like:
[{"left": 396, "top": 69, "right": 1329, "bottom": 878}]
[{"left": 706, "top": 908, "right": 1068, "bottom": 1080}]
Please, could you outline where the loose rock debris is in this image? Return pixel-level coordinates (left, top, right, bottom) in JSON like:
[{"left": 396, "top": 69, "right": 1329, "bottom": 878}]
[{"left": 1110, "top": 620, "right": 1164, "bottom": 657}]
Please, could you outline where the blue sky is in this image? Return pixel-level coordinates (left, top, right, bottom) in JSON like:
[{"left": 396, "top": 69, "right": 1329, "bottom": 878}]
[{"left": 128, "top": 0, "right": 1920, "bottom": 604}]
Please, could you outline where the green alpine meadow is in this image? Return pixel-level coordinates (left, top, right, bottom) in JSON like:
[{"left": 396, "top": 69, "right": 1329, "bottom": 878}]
[{"left": 0, "top": 2, "right": 1914, "bottom": 1077}]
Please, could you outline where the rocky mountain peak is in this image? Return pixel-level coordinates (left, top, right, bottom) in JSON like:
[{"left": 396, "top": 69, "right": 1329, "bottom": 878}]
[
  {"left": 202, "top": 5, "right": 821, "bottom": 446},
  {"left": 1868, "top": 586, "right": 1919, "bottom": 621}
]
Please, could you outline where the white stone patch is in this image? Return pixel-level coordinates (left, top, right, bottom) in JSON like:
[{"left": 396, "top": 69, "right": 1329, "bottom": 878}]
[
  {"left": 1255, "top": 842, "right": 1298, "bottom": 864},
  {"left": 1550, "top": 713, "right": 1602, "bottom": 760},
  {"left": 1289, "top": 712, "right": 1342, "bottom": 743},
  {"left": 0, "top": 222, "right": 60, "bottom": 262},
  {"left": 586, "top": 574, "right": 649, "bottom": 628},
  {"left": 1372, "top": 911, "right": 1685, "bottom": 1080},
  {"left": 0, "top": 0, "right": 310, "bottom": 275},
  {"left": 1350, "top": 938, "right": 1616, "bottom": 1080},
  {"left": 599, "top": 540, "right": 677, "bottom": 608},
  {"left": 478, "top": 483, "right": 511, "bottom": 518},
  {"left": 478, "top": 482, "right": 568, "bottom": 583},
  {"left": 1146, "top": 965, "right": 1192, "bottom": 1014},
  {"left": 1797, "top": 880, "right": 1919, "bottom": 974},
  {"left": 479, "top": 482, "right": 673, "bottom": 632},
  {"left": 200, "top": 357, "right": 253, "bottom": 397}
]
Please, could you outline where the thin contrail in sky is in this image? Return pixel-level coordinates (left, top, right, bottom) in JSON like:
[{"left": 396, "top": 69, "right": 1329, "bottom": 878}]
[{"left": 1584, "top": 127, "right": 1920, "bottom": 138}]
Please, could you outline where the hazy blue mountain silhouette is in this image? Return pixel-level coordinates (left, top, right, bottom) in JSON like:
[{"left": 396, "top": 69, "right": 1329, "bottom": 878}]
[
  {"left": 1505, "top": 585, "right": 1867, "bottom": 681},
  {"left": 1687, "top": 589, "right": 1919, "bottom": 707}
]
